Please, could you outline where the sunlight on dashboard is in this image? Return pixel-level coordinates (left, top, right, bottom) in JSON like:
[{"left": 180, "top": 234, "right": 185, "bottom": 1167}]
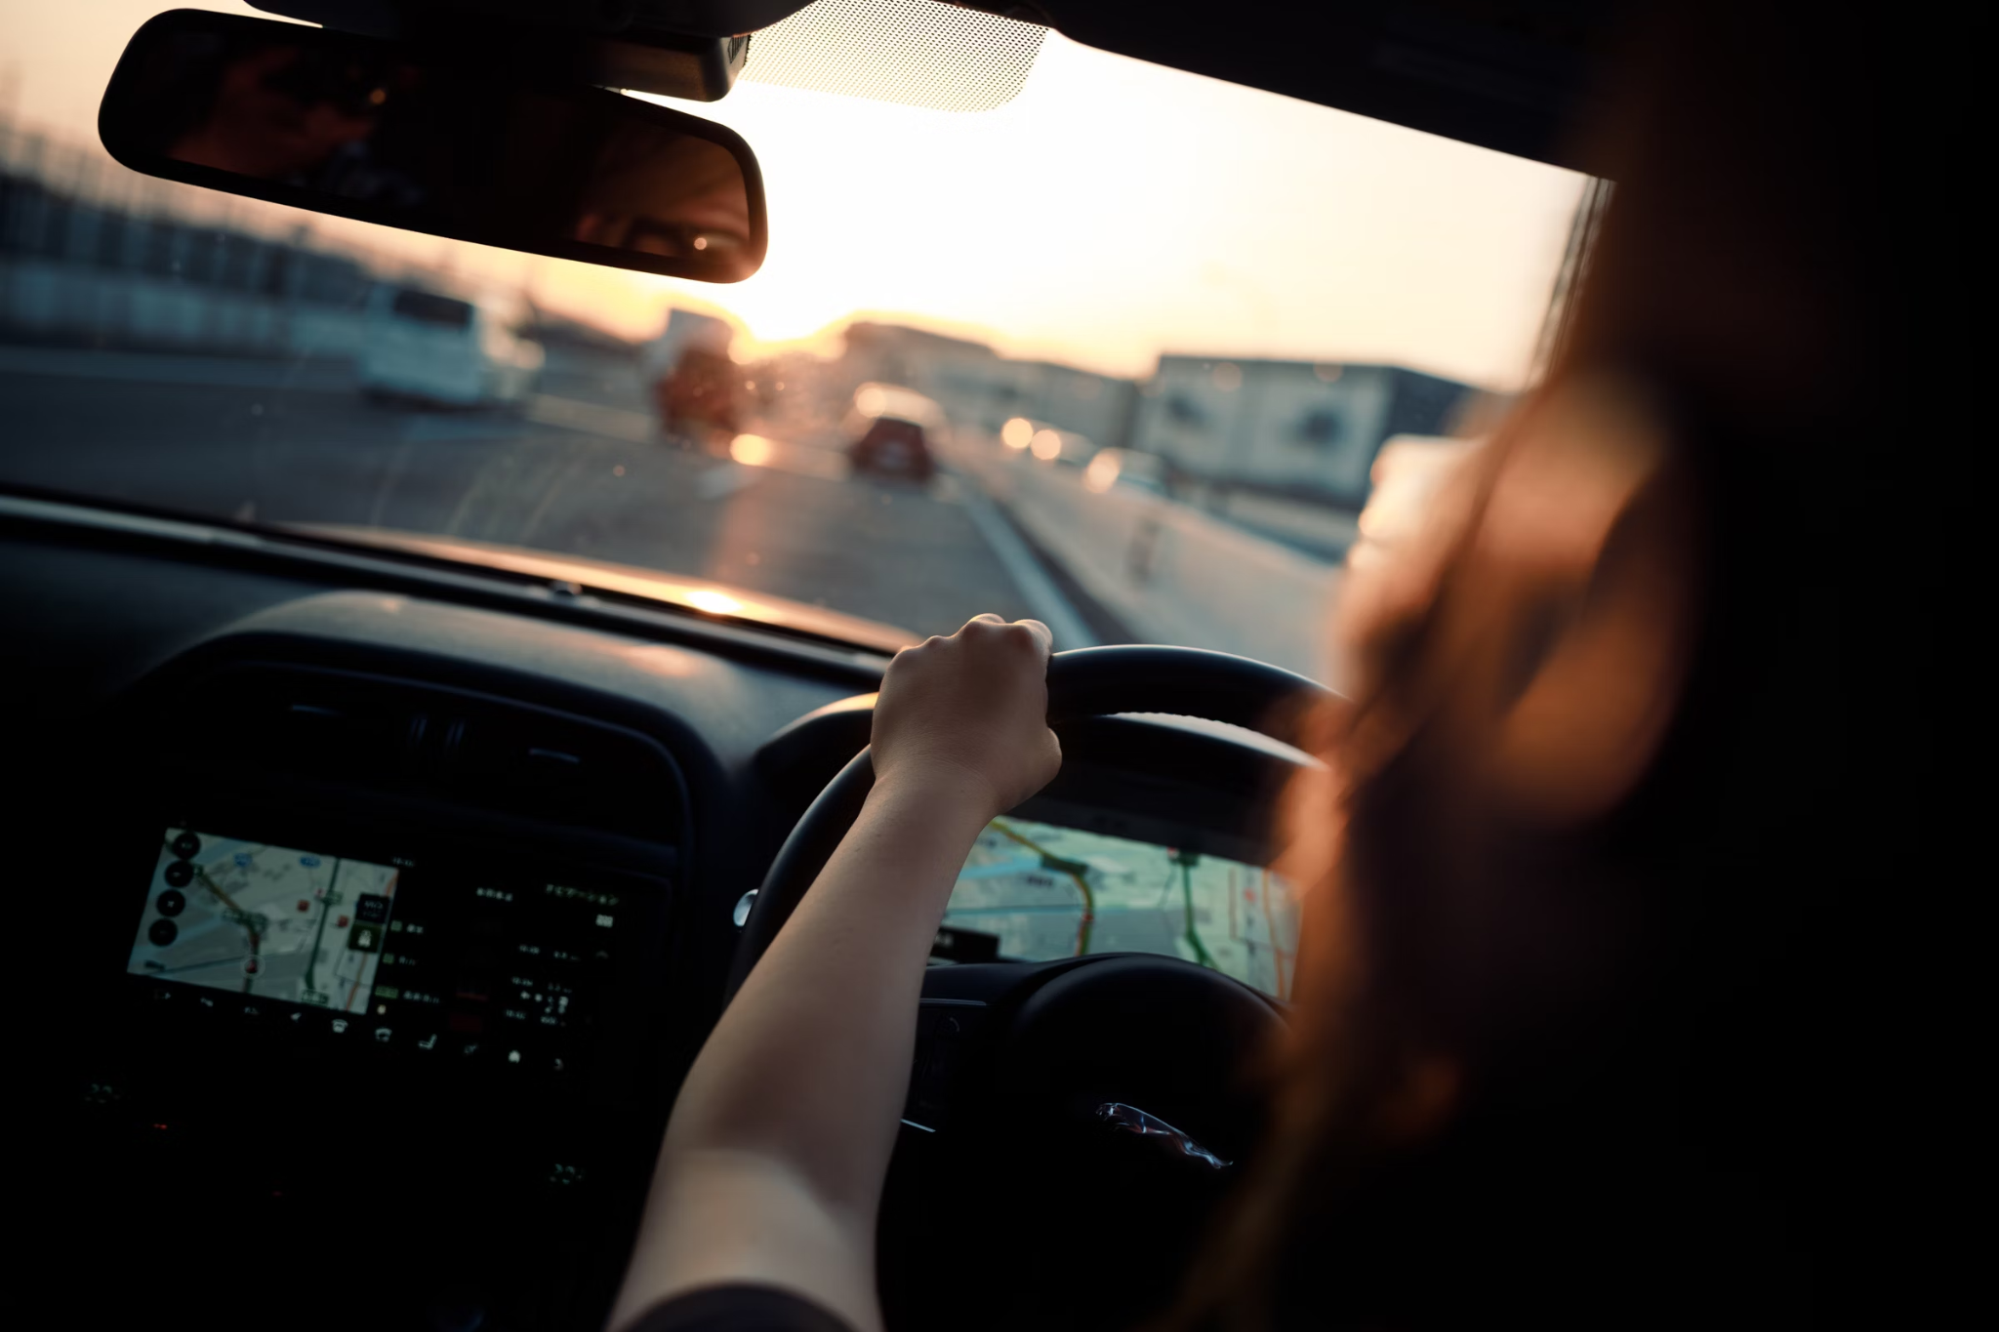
[{"left": 685, "top": 588, "right": 746, "bottom": 615}]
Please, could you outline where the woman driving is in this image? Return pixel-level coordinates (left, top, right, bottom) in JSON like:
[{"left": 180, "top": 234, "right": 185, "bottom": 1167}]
[{"left": 608, "top": 0, "right": 1904, "bottom": 1325}]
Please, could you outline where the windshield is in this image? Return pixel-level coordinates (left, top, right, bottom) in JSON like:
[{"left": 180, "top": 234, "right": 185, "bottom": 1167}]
[{"left": 0, "top": 1, "right": 1587, "bottom": 681}]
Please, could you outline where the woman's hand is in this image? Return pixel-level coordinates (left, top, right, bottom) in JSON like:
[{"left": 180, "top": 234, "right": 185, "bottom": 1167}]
[
  {"left": 871, "top": 613, "right": 1062, "bottom": 819},
  {"left": 610, "top": 614, "right": 1062, "bottom": 1332}
]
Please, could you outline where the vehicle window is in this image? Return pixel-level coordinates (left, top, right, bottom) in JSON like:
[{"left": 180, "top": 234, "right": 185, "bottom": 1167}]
[
  {"left": 388, "top": 288, "right": 474, "bottom": 329},
  {"left": 0, "top": 1, "right": 1587, "bottom": 681}
]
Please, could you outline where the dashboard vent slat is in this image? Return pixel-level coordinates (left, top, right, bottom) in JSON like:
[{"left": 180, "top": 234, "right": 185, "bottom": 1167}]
[{"left": 177, "top": 663, "right": 682, "bottom": 841}]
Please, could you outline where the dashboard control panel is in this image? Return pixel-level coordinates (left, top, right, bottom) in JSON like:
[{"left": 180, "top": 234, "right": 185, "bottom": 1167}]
[{"left": 126, "top": 823, "right": 642, "bottom": 1080}]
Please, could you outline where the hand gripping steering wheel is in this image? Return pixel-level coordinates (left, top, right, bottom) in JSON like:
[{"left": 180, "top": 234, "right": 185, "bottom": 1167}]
[
  {"left": 728, "top": 646, "right": 1336, "bottom": 1327},
  {"left": 731, "top": 643, "right": 1334, "bottom": 990}
]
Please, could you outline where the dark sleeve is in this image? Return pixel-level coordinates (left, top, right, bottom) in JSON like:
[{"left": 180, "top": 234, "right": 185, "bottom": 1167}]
[{"left": 624, "top": 1282, "right": 853, "bottom": 1331}]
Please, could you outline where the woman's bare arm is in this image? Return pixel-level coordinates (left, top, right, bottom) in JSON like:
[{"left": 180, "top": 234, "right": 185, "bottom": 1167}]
[{"left": 609, "top": 615, "right": 1060, "bottom": 1330}]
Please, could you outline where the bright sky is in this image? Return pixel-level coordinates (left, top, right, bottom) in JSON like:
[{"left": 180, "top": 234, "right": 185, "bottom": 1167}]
[{"left": 1, "top": 0, "right": 1587, "bottom": 385}]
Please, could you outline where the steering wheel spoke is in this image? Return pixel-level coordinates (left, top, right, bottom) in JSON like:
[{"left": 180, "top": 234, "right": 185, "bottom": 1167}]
[{"left": 901, "top": 996, "right": 990, "bottom": 1134}]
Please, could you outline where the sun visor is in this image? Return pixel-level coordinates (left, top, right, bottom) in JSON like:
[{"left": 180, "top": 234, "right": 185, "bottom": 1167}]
[{"left": 740, "top": 0, "right": 1048, "bottom": 112}]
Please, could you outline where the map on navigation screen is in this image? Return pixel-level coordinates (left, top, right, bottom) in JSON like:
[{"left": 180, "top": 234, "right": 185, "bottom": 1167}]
[
  {"left": 943, "top": 819, "right": 1299, "bottom": 997},
  {"left": 127, "top": 828, "right": 400, "bottom": 1012}
]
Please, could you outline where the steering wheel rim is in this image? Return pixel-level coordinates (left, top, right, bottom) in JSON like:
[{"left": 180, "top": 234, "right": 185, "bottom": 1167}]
[{"left": 728, "top": 644, "right": 1334, "bottom": 999}]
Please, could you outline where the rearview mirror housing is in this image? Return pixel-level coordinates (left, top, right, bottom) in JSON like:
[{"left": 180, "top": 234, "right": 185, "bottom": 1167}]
[{"left": 98, "top": 8, "right": 768, "bottom": 282}]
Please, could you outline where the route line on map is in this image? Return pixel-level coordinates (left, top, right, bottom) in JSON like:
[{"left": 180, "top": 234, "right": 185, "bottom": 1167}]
[
  {"left": 183, "top": 840, "right": 265, "bottom": 995},
  {"left": 1174, "top": 851, "right": 1218, "bottom": 971},
  {"left": 304, "top": 857, "right": 345, "bottom": 1000},
  {"left": 987, "top": 821, "right": 1095, "bottom": 956},
  {"left": 1258, "top": 868, "right": 1287, "bottom": 995}
]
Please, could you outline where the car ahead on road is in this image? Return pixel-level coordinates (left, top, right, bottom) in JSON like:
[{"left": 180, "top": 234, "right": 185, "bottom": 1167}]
[
  {"left": 358, "top": 284, "right": 544, "bottom": 409},
  {"left": 644, "top": 308, "right": 745, "bottom": 447},
  {"left": 846, "top": 383, "right": 943, "bottom": 483},
  {"left": 848, "top": 414, "right": 935, "bottom": 481}
]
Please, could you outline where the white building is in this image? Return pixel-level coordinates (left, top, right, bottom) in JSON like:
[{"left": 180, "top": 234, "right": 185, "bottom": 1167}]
[{"left": 1128, "top": 357, "right": 1476, "bottom": 508}]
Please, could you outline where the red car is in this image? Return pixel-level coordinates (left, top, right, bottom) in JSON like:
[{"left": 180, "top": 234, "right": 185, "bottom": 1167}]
[{"left": 655, "top": 347, "right": 744, "bottom": 445}]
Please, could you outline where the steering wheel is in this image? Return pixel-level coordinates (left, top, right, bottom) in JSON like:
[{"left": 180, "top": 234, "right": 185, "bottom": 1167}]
[{"left": 731, "top": 645, "right": 1335, "bottom": 1327}]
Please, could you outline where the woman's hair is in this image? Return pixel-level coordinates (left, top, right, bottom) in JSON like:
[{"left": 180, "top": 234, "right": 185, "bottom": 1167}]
[{"left": 1184, "top": 0, "right": 1913, "bottom": 1323}]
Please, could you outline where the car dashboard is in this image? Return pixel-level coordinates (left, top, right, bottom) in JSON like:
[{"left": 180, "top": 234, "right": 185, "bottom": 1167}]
[{"left": 3, "top": 496, "right": 1305, "bottom": 1329}]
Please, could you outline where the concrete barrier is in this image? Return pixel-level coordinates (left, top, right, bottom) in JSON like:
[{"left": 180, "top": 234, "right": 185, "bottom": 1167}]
[
  {"left": 940, "top": 432, "right": 1343, "bottom": 682},
  {"left": 0, "top": 257, "right": 368, "bottom": 359}
]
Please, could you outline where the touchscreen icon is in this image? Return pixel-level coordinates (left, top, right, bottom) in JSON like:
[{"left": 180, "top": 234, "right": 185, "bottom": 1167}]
[
  {"left": 330, "top": 1018, "right": 348, "bottom": 1035},
  {"left": 417, "top": 1034, "right": 438, "bottom": 1051},
  {"left": 374, "top": 1027, "right": 392, "bottom": 1043}
]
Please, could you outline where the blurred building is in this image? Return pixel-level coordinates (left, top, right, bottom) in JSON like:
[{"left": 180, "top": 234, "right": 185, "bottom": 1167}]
[
  {"left": 840, "top": 321, "right": 1137, "bottom": 449},
  {"left": 0, "top": 113, "right": 631, "bottom": 369},
  {"left": 1129, "top": 357, "right": 1474, "bottom": 509}
]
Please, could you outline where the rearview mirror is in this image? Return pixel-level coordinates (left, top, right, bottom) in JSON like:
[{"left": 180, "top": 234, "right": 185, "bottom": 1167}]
[{"left": 97, "top": 9, "right": 767, "bottom": 282}]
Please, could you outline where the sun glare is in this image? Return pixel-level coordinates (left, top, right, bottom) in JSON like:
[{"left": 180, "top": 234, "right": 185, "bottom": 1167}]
[
  {"left": 626, "top": 33, "right": 1586, "bottom": 387},
  {"left": 685, "top": 589, "right": 746, "bottom": 615},
  {"left": 730, "top": 434, "right": 776, "bottom": 466},
  {"left": 3, "top": 4, "right": 1586, "bottom": 386},
  {"left": 1083, "top": 450, "right": 1122, "bottom": 492}
]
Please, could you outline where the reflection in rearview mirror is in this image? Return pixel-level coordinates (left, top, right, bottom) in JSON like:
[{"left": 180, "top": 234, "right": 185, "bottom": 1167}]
[{"left": 97, "top": 9, "right": 766, "bottom": 282}]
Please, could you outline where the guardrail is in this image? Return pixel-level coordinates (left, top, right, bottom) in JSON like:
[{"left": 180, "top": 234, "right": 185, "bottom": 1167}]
[
  {"left": 939, "top": 433, "right": 1343, "bottom": 682},
  {"left": 0, "top": 255, "right": 369, "bottom": 358}
]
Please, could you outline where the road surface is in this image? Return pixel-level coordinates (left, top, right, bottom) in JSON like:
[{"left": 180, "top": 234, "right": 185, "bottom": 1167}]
[{"left": 0, "top": 344, "right": 1048, "bottom": 638}]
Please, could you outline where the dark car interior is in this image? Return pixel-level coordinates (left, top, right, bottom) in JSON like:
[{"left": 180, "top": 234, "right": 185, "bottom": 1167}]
[{"left": 7, "top": 1, "right": 1650, "bottom": 1328}]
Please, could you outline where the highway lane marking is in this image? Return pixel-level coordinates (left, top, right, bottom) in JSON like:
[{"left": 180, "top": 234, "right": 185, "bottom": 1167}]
[
  {"left": 696, "top": 463, "right": 758, "bottom": 500},
  {"left": 957, "top": 484, "right": 1098, "bottom": 651},
  {"left": 522, "top": 394, "right": 655, "bottom": 444}
]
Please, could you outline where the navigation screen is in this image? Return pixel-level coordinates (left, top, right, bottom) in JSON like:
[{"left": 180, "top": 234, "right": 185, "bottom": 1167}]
[
  {"left": 126, "top": 828, "right": 400, "bottom": 1012},
  {"left": 943, "top": 818, "right": 1299, "bottom": 997}
]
